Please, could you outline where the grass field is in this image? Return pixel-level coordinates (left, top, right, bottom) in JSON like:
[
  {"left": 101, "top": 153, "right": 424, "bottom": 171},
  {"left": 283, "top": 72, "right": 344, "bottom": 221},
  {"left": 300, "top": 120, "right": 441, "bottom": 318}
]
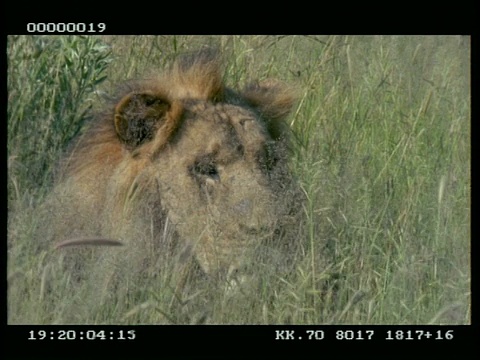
[{"left": 7, "top": 35, "right": 470, "bottom": 324}]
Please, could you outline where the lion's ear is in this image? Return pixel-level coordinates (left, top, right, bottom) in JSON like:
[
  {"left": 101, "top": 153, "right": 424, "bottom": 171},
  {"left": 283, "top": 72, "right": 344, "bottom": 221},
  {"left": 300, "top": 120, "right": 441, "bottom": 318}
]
[
  {"left": 114, "top": 92, "right": 171, "bottom": 148},
  {"left": 242, "top": 79, "right": 297, "bottom": 140}
]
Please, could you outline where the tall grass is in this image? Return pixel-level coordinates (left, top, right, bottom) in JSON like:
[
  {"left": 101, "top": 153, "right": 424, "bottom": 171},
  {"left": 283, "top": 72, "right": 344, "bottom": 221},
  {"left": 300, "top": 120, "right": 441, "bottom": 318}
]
[
  {"left": 8, "top": 35, "right": 111, "bottom": 204},
  {"left": 7, "top": 35, "right": 470, "bottom": 324}
]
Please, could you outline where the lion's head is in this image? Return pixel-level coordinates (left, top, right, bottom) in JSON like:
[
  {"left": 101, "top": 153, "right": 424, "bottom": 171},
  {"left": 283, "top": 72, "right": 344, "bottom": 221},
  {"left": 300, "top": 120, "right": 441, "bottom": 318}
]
[{"left": 53, "top": 50, "right": 299, "bottom": 287}]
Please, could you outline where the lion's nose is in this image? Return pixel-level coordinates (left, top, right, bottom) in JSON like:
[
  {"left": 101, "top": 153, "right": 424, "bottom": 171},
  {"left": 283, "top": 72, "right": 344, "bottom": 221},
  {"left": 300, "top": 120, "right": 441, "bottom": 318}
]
[{"left": 232, "top": 199, "right": 252, "bottom": 215}]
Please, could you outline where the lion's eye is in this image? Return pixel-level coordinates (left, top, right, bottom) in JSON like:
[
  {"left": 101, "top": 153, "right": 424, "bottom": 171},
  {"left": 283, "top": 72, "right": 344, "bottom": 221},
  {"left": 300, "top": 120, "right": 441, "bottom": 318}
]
[
  {"left": 190, "top": 158, "right": 220, "bottom": 182},
  {"left": 198, "top": 163, "right": 219, "bottom": 179},
  {"left": 259, "top": 142, "right": 279, "bottom": 173}
]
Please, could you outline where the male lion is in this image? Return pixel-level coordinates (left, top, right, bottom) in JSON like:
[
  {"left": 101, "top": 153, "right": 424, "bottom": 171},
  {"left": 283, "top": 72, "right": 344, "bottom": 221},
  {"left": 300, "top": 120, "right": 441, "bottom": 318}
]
[{"left": 46, "top": 49, "right": 300, "bottom": 299}]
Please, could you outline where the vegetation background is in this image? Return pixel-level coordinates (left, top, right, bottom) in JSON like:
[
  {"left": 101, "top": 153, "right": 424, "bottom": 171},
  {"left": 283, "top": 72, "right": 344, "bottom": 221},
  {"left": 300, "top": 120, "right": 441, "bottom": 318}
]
[{"left": 7, "top": 35, "right": 470, "bottom": 324}]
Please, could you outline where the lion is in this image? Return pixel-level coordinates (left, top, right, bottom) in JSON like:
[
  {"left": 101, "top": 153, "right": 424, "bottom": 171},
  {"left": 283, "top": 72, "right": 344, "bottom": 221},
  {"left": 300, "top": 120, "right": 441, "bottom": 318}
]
[{"left": 43, "top": 49, "right": 301, "bottom": 303}]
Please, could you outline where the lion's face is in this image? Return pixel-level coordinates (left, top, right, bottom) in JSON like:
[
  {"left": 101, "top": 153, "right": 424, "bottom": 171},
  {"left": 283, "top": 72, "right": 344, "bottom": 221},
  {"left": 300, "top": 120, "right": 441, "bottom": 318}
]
[
  {"left": 113, "top": 97, "right": 289, "bottom": 279},
  {"left": 58, "top": 51, "right": 297, "bottom": 286},
  {"left": 158, "top": 102, "right": 285, "bottom": 276}
]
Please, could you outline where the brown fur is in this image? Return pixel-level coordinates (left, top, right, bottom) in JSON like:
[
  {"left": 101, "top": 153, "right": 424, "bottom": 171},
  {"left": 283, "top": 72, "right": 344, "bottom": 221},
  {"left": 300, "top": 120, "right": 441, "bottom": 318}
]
[{"left": 50, "top": 49, "right": 299, "bottom": 287}]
